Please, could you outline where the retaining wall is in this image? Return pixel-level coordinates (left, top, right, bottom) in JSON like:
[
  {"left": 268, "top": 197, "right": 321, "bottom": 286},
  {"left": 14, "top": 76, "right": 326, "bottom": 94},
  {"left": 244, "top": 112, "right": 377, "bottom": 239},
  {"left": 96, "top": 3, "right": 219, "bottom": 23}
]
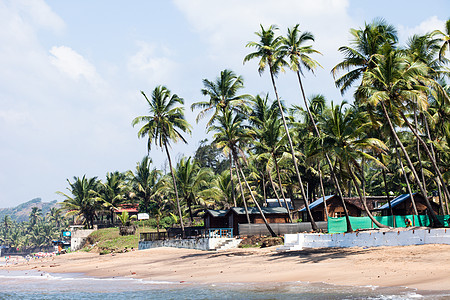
[
  {"left": 282, "top": 228, "right": 450, "bottom": 250},
  {"left": 139, "top": 237, "right": 239, "bottom": 251},
  {"left": 71, "top": 229, "right": 95, "bottom": 251}
]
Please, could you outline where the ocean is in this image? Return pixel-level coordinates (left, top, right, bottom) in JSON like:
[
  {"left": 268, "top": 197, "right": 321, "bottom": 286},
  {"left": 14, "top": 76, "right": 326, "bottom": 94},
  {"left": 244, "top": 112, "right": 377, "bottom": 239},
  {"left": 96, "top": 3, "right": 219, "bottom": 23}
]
[{"left": 0, "top": 269, "right": 448, "bottom": 299}]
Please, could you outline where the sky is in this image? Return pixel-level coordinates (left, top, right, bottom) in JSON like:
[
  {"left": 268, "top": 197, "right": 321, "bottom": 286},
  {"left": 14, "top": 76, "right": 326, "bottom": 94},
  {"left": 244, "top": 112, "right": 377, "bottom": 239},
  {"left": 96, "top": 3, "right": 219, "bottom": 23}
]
[{"left": 0, "top": 0, "right": 448, "bottom": 207}]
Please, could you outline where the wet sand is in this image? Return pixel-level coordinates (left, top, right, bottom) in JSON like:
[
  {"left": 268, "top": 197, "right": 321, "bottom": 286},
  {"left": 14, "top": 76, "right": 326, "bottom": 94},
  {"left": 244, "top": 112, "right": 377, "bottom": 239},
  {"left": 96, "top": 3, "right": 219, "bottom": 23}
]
[{"left": 2, "top": 244, "right": 450, "bottom": 292}]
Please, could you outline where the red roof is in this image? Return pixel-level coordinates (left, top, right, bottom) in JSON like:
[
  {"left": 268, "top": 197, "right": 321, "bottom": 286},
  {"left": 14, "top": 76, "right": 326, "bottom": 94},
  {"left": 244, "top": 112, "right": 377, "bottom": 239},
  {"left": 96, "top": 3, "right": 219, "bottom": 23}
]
[{"left": 114, "top": 208, "right": 138, "bottom": 213}]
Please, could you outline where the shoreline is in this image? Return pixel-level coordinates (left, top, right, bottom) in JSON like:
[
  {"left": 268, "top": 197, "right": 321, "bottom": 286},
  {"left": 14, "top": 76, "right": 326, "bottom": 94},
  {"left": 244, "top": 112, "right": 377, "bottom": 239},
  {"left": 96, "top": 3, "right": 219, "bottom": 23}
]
[{"left": 1, "top": 244, "right": 450, "bottom": 293}]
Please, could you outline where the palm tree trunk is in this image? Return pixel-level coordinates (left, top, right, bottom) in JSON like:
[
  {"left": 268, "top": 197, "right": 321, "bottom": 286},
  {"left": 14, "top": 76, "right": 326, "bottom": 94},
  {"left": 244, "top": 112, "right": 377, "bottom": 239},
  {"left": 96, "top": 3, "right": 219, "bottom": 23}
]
[
  {"left": 318, "top": 164, "right": 328, "bottom": 221},
  {"left": 268, "top": 170, "right": 283, "bottom": 207},
  {"left": 236, "top": 160, "right": 277, "bottom": 237},
  {"left": 187, "top": 199, "right": 194, "bottom": 223},
  {"left": 348, "top": 166, "right": 389, "bottom": 228},
  {"left": 414, "top": 108, "right": 428, "bottom": 195},
  {"left": 380, "top": 101, "right": 441, "bottom": 227},
  {"left": 424, "top": 114, "right": 449, "bottom": 215},
  {"left": 233, "top": 154, "right": 250, "bottom": 223},
  {"left": 394, "top": 140, "right": 419, "bottom": 216},
  {"left": 229, "top": 152, "right": 237, "bottom": 207},
  {"left": 381, "top": 164, "right": 394, "bottom": 216},
  {"left": 296, "top": 71, "right": 352, "bottom": 232},
  {"left": 164, "top": 143, "right": 185, "bottom": 234},
  {"left": 400, "top": 112, "right": 450, "bottom": 213},
  {"left": 435, "top": 179, "right": 446, "bottom": 215},
  {"left": 261, "top": 171, "right": 267, "bottom": 206},
  {"left": 273, "top": 157, "right": 293, "bottom": 222},
  {"left": 269, "top": 67, "right": 317, "bottom": 231}
]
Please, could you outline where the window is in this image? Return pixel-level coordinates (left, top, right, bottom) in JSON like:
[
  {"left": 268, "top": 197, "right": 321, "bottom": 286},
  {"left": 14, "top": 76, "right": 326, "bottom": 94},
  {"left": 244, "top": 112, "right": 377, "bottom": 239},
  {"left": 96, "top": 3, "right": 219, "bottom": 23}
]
[{"left": 334, "top": 212, "right": 345, "bottom": 218}]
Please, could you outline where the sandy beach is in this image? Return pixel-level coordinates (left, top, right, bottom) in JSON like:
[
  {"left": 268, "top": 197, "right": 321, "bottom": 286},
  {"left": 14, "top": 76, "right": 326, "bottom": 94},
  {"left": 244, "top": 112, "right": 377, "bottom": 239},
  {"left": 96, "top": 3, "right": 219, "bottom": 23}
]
[{"left": 2, "top": 244, "right": 450, "bottom": 293}]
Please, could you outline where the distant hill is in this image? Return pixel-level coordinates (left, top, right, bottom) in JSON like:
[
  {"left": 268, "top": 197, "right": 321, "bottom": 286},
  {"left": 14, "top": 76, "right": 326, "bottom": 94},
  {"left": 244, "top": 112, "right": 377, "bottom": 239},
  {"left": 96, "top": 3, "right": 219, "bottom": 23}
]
[{"left": 0, "top": 198, "right": 59, "bottom": 222}]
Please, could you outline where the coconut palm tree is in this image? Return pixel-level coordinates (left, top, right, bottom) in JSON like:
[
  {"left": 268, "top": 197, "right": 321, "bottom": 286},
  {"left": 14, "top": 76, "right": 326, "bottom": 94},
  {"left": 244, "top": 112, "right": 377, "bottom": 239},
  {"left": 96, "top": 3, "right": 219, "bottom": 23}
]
[
  {"left": 283, "top": 25, "right": 354, "bottom": 231},
  {"left": 174, "top": 156, "right": 213, "bottom": 222},
  {"left": 209, "top": 109, "right": 251, "bottom": 221},
  {"left": 318, "top": 102, "right": 389, "bottom": 228},
  {"left": 132, "top": 86, "right": 192, "bottom": 234},
  {"left": 201, "top": 170, "right": 234, "bottom": 209},
  {"left": 210, "top": 109, "right": 277, "bottom": 236},
  {"left": 58, "top": 175, "right": 100, "bottom": 229},
  {"left": 331, "top": 18, "right": 398, "bottom": 94},
  {"left": 29, "top": 207, "right": 42, "bottom": 227},
  {"left": 191, "top": 69, "right": 248, "bottom": 207},
  {"left": 191, "top": 69, "right": 248, "bottom": 126},
  {"left": 357, "top": 45, "right": 442, "bottom": 226},
  {"left": 98, "top": 171, "right": 127, "bottom": 224},
  {"left": 128, "top": 156, "right": 162, "bottom": 215},
  {"left": 46, "top": 207, "right": 64, "bottom": 228},
  {"left": 244, "top": 24, "right": 317, "bottom": 231}
]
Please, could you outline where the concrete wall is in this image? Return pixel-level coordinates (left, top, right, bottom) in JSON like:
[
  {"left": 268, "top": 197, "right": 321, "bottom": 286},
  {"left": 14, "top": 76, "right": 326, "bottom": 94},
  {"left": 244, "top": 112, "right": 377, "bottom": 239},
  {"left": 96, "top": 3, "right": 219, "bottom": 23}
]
[
  {"left": 281, "top": 228, "right": 450, "bottom": 250},
  {"left": 239, "top": 222, "right": 328, "bottom": 236},
  {"left": 71, "top": 229, "right": 95, "bottom": 251},
  {"left": 139, "top": 237, "right": 240, "bottom": 251}
]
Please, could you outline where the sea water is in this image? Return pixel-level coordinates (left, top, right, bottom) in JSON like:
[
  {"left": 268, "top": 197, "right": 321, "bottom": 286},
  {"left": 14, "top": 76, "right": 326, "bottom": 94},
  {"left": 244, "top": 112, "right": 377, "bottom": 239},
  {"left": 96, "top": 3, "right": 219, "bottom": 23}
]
[{"left": 0, "top": 270, "right": 447, "bottom": 299}]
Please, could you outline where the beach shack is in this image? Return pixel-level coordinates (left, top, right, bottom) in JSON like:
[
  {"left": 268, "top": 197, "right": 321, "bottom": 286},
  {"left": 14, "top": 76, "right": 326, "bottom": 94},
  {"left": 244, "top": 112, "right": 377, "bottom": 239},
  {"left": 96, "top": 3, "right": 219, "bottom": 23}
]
[
  {"left": 265, "top": 198, "right": 294, "bottom": 210},
  {"left": 113, "top": 203, "right": 139, "bottom": 218},
  {"left": 377, "top": 193, "right": 440, "bottom": 216},
  {"left": 299, "top": 195, "right": 388, "bottom": 221},
  {"left": 226, "top": 207, "right": 290, "bottom": 235},
  {"left": 203, "top": 209, "right": 229, "bottom": 229}
]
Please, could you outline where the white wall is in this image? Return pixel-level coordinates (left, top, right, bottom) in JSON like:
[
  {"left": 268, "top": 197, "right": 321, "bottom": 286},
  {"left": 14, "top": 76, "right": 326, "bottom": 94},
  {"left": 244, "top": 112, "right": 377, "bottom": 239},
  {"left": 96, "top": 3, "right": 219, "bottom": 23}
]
[
  {"left": 139, "top": 237, "right": 241, "bottom": 251},
  {"left": 282, "top": 228, "right": 450, "bottom": 250},
  {"left": 70, "top": 229, "right": 95, "bottom": 251}
]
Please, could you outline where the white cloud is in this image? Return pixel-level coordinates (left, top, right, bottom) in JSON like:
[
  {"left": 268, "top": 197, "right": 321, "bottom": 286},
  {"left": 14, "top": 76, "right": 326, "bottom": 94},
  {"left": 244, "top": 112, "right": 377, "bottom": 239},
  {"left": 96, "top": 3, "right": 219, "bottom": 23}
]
[
  {"left": 174, "top": 0, "right": 354, "bottom": 105},
  {"left": 49, "top": 46, "right": 103, "bottom": 86},
  {"left": 127, "top": 41, "right": 178, "bottom": 86},
  {"left": 15, "top": 0, "right": 65, "bottom": 33},
  {"left": 398, "top": 16, "right": 445, "bottom": 44}
]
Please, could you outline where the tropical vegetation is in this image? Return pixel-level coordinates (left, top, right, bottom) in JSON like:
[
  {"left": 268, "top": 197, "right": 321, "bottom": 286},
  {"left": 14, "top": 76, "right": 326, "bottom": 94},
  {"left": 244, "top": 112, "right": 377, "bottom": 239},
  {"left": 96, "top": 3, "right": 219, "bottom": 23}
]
[{"left": 52, "top": 18, "right": 450, "bottom": 235}]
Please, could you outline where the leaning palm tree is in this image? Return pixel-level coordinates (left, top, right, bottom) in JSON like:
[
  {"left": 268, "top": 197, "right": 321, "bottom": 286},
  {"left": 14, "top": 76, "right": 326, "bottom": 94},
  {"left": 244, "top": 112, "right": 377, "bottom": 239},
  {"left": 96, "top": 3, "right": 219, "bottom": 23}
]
[
  {"left": 357, "top": 45, "right": 442, "bottom": 227},
  {"left": 282, "top": 25, "right": 353, "bottom": 232},
  {"left": 244, "top": 24, "right": 317, "bottom": 231},
  {"left": 210, "top": 109, "right": 277, "bottom": 236},
  {"left": 318, "top": 102, "right": 389, "bottom": 228},
  {"left": 132, "top": 86, "right": 192, "bottom": 234}
]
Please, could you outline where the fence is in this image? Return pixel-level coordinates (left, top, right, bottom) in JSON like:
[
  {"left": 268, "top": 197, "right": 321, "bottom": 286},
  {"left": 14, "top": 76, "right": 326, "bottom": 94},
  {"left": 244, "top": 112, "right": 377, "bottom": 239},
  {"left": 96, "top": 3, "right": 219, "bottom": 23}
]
[
  {"left": 239, "top": 222, "right": 328, "bottom": 236},
  {"left": 139, "top": 226, "right": 225, "bottom": 241},
  {"left": 328, "top": 215, "right": 450, "bottom": 233}
]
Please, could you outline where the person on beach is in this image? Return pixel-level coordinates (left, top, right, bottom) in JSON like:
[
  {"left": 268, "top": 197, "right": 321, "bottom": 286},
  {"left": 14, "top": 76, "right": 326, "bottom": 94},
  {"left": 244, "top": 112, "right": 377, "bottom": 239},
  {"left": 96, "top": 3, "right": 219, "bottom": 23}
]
[{"left": 405, "top": 218, "right": 412, "bottom": 227}]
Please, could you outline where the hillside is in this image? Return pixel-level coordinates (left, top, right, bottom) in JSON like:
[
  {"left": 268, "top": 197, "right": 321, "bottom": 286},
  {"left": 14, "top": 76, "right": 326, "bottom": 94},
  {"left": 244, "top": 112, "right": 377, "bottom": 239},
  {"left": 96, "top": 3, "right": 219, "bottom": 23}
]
[{"left": 0, "top": 198, "right": 59, "bottom": 222}]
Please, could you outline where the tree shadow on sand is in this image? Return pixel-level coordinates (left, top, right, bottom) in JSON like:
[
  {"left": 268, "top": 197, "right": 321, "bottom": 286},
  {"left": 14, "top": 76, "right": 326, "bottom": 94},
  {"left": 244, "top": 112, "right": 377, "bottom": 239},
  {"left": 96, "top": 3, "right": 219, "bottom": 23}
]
[
  {"left": 268, "top": 247, "right": 369, "bottom": 263},
  {"left": 178, "top": 247, "right": 370, "bottom": 264}
]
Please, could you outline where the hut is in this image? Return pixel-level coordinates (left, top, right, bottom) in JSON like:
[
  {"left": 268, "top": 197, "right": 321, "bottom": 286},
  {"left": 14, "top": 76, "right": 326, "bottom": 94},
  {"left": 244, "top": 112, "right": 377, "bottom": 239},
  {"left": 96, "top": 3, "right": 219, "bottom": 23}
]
[
  {"left": 377, "top": 193, "right": 440, "bottom": 216},
  {"left": 226, "top": 207, "right": 290, "bottom": 235},
  {"left": 203, "top": 209, "right": 229, "bottom": 229},
  {"left": 299, "top": 195, "right": 388, "bottom": 221},
  {"left": 265, "top": 198, "right": 294, "bottom": 210}
]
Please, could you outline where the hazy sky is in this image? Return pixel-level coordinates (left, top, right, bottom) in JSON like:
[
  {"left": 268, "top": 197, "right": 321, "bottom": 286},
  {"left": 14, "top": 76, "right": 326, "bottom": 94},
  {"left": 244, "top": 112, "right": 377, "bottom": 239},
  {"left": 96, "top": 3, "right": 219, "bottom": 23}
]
[{"left": 1, "top": 0, "right": 448, "bottom": 207}]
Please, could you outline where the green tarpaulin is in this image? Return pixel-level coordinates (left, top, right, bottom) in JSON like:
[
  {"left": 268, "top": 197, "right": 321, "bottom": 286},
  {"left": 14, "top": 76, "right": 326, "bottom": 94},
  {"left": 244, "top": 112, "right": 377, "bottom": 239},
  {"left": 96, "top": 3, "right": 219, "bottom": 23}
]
[{"left": 328, "top": 215, "right": 450, "bottom": 233}]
